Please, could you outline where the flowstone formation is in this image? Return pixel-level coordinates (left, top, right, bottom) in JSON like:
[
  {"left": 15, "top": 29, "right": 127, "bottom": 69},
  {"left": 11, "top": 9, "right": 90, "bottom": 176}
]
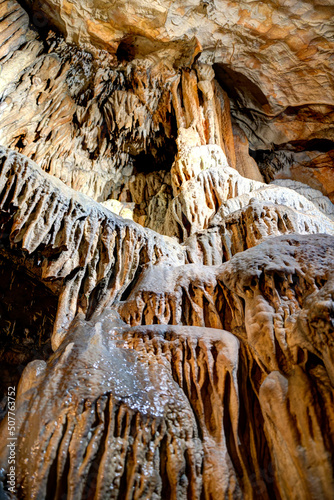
[{"left": 0, "top": 1, "right": 334, "bottom": 499}]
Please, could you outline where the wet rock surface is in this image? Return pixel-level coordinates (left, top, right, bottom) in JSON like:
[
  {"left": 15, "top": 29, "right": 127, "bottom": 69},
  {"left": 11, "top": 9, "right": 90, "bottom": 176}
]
[
  {"left": 0, "top": 145, "right": 334, "bottom": 498},
  {"left": 0, "top": 1, "right": 334, "bottom": 499}
]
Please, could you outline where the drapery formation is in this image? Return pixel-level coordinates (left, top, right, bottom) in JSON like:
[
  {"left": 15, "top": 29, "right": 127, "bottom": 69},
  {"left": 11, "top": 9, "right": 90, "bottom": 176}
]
[{"left": 1, "top": 1, "right": 334, "bottom": 498}]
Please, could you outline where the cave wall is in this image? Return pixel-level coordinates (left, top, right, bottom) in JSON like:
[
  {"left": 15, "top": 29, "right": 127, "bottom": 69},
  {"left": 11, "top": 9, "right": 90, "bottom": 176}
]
[{"left": 0, "top": 0, "right": 334, "bottom": 499}]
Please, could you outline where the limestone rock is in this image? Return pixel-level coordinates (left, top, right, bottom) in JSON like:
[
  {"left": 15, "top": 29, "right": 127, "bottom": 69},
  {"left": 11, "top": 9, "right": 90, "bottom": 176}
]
[
  {"left": 211, "top": 183, "right": 334, "bottom": 225},
  {"left": 0, "top": 0, "right": 29, "bottom": 61},
  {"left": 0, "top": 312, "right": 245, "bottom": 499},
  {"left": 3, "top": 232, "right": 334, "bottom": 498},
  {"left": 166, "top": 144, "right": 263, "bottom": 239},
  {"left": 23, "top": 0, "right": 334, "bottom": 114},
  {"left": 101, "top": 199, "right": 135, "bottom": 220},
  {"left": 1, "top": 1, "right": 334, "bottom": 498},
  {"left": 0, "top": 146, "right": 185, "bottom": 350},
  {"left": 1, "top": 142, "right": 334, "bottom": 498},
  {"left": 19, "top": 0, "right": 334, "bottom": 162},
  {"left": 0, "top": 16, "right": 259, "bottom": 216},
  {"left": 259, "top": 367, "right": 334, "bottom": 500},
  {"left": 274, "top": 150, "right": 334, "bottom": 203},
  {"left": 256, "top": 149, "right": 334, "bottom": 203},
  {"left": 232, "top": 123, "right": 264, "bottom": 182},
  {"left": 272, "top": 179, "right": 334, "bottom": 220}
]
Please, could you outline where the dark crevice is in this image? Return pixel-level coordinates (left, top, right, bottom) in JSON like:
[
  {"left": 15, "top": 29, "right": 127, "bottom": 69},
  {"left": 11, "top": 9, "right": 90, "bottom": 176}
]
[
  {"left": 159, "top": 434, "right": 172, "bottom": 499},
  {"left": 57, "top": 420, "right": 71, "bottom": 499},
  {"left": 278, "top": 138, "right": 334, "bottom": 153},
  {"left": 213, "top": 63, "right": 269, "bottom": 110},
  {"left": 223, "top": 372, "right": 242, "bottom": 474},
  {"left": 46, "top": 445, "right": 60, "bottom": 500},
  {"left": 82, "top": 395, "right": 110, "bottom": 500},
  {"left": 0, "top": 255, "right": 56, "bottom": 422}
]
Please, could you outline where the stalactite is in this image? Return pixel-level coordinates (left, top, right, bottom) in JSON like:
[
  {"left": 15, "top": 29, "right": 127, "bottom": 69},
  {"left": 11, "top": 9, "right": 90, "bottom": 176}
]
[{"left": 1, "top": 1, "right": 334, "bottom": 498}]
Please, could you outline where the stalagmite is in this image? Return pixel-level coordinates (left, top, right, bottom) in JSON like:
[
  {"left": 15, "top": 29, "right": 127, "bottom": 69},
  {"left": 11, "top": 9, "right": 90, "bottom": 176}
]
[{"left": 0, "top": 0, "right": 334, "bottom": 498}]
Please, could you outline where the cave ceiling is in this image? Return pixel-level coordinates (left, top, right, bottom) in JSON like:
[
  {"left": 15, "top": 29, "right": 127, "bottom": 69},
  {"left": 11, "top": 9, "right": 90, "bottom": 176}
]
[
  {"left": 24, "top": 0, "right": 334, "bottom": 143},
  {"left": 0, "top": 1, "right": 334, "bottom": 499}
]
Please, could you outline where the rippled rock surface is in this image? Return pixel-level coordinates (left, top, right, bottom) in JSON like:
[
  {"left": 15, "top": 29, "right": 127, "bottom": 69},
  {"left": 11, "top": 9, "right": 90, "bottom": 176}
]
[{"left": 0, "top": 1, "right": 334, "bottom": 498}]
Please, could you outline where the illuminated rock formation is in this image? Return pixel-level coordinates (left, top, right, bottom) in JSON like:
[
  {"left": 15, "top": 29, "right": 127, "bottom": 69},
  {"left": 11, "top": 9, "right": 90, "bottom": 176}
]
[{"left": 0, "top": 1, "right": 334, "bottom": 498}]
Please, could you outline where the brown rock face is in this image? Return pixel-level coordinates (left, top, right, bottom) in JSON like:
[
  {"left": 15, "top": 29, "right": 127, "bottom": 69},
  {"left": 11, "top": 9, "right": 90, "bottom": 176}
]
[
  {"left": 0, "top": 1, "right": 334, "bottom": 499},
  {"left": 22, "top": 0, "right": 334, "bottom": 151},
  {"left": 23, "top": 0, "right": 334, "bottom": 107}
]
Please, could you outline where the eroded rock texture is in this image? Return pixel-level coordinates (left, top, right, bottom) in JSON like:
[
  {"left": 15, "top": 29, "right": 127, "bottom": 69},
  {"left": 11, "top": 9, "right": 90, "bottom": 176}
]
[
  {"left": 20, "top": 0, "right": 334, "bottom": 199},
  {"left": 0, "top": 1, "right": 334, "bottom": 499}
]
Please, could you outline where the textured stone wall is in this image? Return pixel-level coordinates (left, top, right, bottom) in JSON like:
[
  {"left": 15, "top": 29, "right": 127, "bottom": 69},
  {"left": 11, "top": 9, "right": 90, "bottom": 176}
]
[{"left": 0, "top": 1, "right": 334, "bottom": 499}]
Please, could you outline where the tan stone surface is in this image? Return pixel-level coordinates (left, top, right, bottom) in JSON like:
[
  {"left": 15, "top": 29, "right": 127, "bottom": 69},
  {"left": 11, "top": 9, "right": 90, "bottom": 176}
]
[
  {"left": 232, "top": 123, "right": 264, "bottom": 182},
  {"left": 1, "top": 142, "right": 334, "bottom": 498},
  {"left": 0, "top": 0, "right": 29, "bottom": 60},
  {"left": 25, "top": 0, "right": 334, "bottom": 113},
  {"left": 0, "top": 1, "right": 334, "bottom": 498},
  {"left": 275, "top": 150, "right": 334, "bottom": 202}
]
